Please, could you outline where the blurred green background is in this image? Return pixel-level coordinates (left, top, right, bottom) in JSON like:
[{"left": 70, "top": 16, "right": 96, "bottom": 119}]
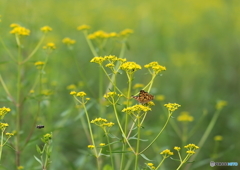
[{"left": 0, "top": 0, "right": 239, "bottom": 169}]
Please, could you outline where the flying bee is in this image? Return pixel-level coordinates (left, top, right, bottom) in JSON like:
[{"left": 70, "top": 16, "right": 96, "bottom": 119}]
[{"left": 36, "top": 125, "right": 44, "bottom": 129}]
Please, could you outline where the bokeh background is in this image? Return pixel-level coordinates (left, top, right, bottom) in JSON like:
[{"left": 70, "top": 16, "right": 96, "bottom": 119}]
[{"left": 0, "top": 0, "right": 239, "bottom": 169}]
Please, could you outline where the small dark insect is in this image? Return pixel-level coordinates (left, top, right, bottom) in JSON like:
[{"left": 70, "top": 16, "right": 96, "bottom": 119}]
[
  {"left": 132, "top": 90, "right": 154, "bottom": 104},
  {"left": 36, "top": 125, "right": 44, "bottom": 129}
]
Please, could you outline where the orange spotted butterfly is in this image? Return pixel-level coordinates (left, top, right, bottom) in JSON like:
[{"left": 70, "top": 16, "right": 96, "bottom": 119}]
[{"left": 132, "top": 90, "right": 154, "bottom": 104}]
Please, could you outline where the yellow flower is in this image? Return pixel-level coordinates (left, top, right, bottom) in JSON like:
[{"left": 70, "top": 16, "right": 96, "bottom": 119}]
[
  {"left": 147, "top": 163, "right": 154, "bottom": 166},
  {"left": 76, "top": 91, "right": 87, "bottom": 97},
  {"left": 88, "top": 145, "right": 95, "bottom": 149},
  {"left": 77, "top": 24, "right": 90, "bottom": 31},
  {"left": 70, "top": 91, "right": 77, "bottom": 95},
  {"left": 216, "top": 100, "right": 227, "bottom": 110},
  {"left": 0, "top": 123, "right": 9, "bottom": 130},
  {"left": 214, "top": 135, "right": 223, "bottom": 141},
  {"left": 177, "top": 111, "right": 194, "bottom": 122},
  {"left": 17, "top": 166, "right": 24, "bottom": 170},
  {"left": 160, "top": 149, "right": 174, "bottom": 158},
  {"left": 0, "top": 107, "right": 11, "bottom": 119},
  {"left": 10, "top": 24, "right": 30, "bottom": 36},
  {"left": 99, "top": 143, "right": 106, "bottom": 146},
  {"left": 42, "top": 133, "right": 52, "bottom": 143},
  {"left": 91, "top": 117, "right": 114, "bottom": 128},
  {"left": 120, "top": 62, "right": 141, "bottom": 72},
  {"left": 41, "top": 26, "right": 52, "bottom": 33},
  {"left": 144, "top": 62, "right": 166, "bottom": 74},
  {"left": 122, "top": 104, "right": 151, "bottom": 114},
  {"left": 67, "top": 84, "right": 77, "bottom": 90},
  {"left": 43, "top": 42, "right": 56, "bottom": 50},
  {"left": 34, "top": 61, "right": 45, "bottom": 69},
  {"left": 90, "top": 56, "right": 105, "bottom": 64},
  {"left": 174, "top": 146, "right": 181, "bottom": 151},
  {"left": 184, "top": 143, "right": 199, "bottom": 150},
  {"left": 164, "top": 103, "right": 181, "bottom": 112},
  {"left": 155, "top": 95, "right": 165, "bottom": 101},
  {"left": 120, "top": 29, "right": 134, "bottom": 36},
  {"left": 133, "top": 83, "right": 144, "bottom": 89},
  {"left": 62, "top": 37, "right": 76, "bottom": 45},
  {"left": 5, "top": 132, "right": 14, "bottom": 137}
]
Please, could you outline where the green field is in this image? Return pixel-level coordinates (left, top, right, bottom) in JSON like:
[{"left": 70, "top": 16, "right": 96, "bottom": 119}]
[{"left": 0, "top": 0, "right": 239, "bottom": 169}]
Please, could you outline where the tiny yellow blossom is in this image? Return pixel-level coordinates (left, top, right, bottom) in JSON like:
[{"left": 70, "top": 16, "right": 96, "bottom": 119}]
[
  {"left": 216, "top": 100, "right": 227, "bottom": 110},
  {"left": 77, "top": 25, "right": 90, "bottom": 31},
  {"left": 120, "top": 29, "right": 134, "bottom": 36},
  {"left": 99, "top": 143, "right": 106, "bottom": 146},
  {"left": 147, "top": 163, "right": 154, "bottom": 166},
  {"left": 133, "top": 83, "right": 144, "bottom": 89},
  {"left": 42, "top": 133, "right": 52, "bottom": 143},
  {"left": 184, "top": 144, "right": 199, "bottom": 150},
  {"left": 0, "top": 107, "right": 11, "bottom": 119},
  {"left": 76, "top": 91, "right": 87, "bottom": 97},
  {"left": 67, "top": 84, "right": 77, "bottom": 90},
  {"left": 120, "top": 62, "right": 141, "bottom": 72},
  {"left": 29, "top": 89, "right": 34, "bottom": 94},
  {"left": 177, "top": 111, "right": 194, "bottom": 122},
  {"left": 90, "top": 56, "right": 105, "bottom": 64},
  {"left": 5, "top": 132, "right": 14, "bottom": 137},
  {"left": 174, "top": 146, "right": 181, "bottom": 151},
  {"left": 41, "top": 26, "right": 52, "bottom": 33},
  {"left": 122, "top": 105, "right": 151, "bottom": 114},
  {"left": 144, "top": 62, "right": 166, "bottom": 74},
  {"left": 214, "top": 135, "right": 223, "bottom": 141},
  {"left": 88, "top": 145, "right": 95, "bottom": 149},
  {"left": 34, "top": 61, "right": 45, "bottom": 69},
  {"left": 105, "top": 63, "right": 115, "bottom": 68},
  {"left": 186, "top": 150, "right": 195, "bottom": 154},
  {"left": 43, "top": 42, "right": 56, "bottom": 50},
  {"left": 160, "top": 149, "right": 174, "bottom": 158},
  {"left": 10, "top": 24, "right": 30, "bottom": 36},
  {"left": 17, "top": 166, "right": 24, "bottom": 170},
  {"left": 91, "top": 117, "right": 114, "bottom": 128},
  {"left": 62, "top": 37, "right": 76, "bottom": 45},
  {"left": 0, "top": 123, "right": 9, "bottom": 129},
  {"left": 70, "top": 91, "right": 77, "bottom": 95},
  {"left": 155, "top": 95, "right": 165, "bottom": 101},
  {"left": 164, "top": 103, "right": 181, "bottom": 112}
]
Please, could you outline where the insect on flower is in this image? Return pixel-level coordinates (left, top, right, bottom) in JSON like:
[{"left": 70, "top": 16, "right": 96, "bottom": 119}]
[
  {"left": 132, "top": 90, "right": 154, "bottom": 104},
  {"left": 36, "top": 125, "right": 44, "bottom": 129}
]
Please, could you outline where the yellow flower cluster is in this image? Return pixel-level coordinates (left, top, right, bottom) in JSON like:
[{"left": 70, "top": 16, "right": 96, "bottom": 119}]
[
  {"left": 17, "top": 166, "right": 24, "bottom": 170},
  {"left": 164, "top": 103, "right": 181, "bottom": 112},
  {"left": 0, "top": 123, "right": 9, "bottom": 129},
  {"left": 42, "top": 133, "right": 52, "bottom": 143},
  {"left": 10, "top": 23, "right": 30, "bottom": 36},
  {"left": 104, "top": 91, "right": 123, "bottom": 98},
  {"left": 90, "top": 55, "right": 126, "bottom": 66},
  {"left": 144, "top": 61, "right": 166, "bottom": 74},
  {"left": 214, "top": 135, "right": 223, "bottom": 141},
  {"left": 88, "top": 144, "right": 95, "bottom": 149},
  {"left": 0, "top": 107, "right": 11, "bottom": 119},
  {"left": 62, "top": 37, "right": 76, "bottom": 45},
  {"left": 177, "top": 111, "right": 194, "bottom": 122},
  {"left": 77, "top": 24, "right": 91, "bottom": 31},
  {"left": 99, "top": 143, "right": 106, "bottom": 146},
  {"left": 76, "top": 91, "right": 87, "bottom": 97},
  {"left": 40, "top": 26, "right": 52, "bottom": 33},
  {"left": 34, "top": 61, "right": 45, "bottom": 70},
  {"left": 91, "top": 117, "right": 115, "bottom": 128},
  {"left": 120, "top": 29, "right": 134, "bottom": 36},
  {"left": 216, "top": 100, "right": 227, "bottom": 110},
  {"left": 184, "top": 143, "right": 199, "bottom": 154},
  {"left": 5, "top": 132, "right": 15, "bottom": 137},
  {"left": 160, "top": 149, "right": 174, "bottom": 157},
  {"left": 120, "top": 61, "right": 141, "bottom": 72},
  {"left": 147, "top": 163, "right": 156, "bottom": 169},
  {"left": 174, "top": 146, "right": 181, "bottom": 151},
  {"left": 122, "top": 104, "right": 151, "bottom": 114},
  {"left": 43, "top": 42, "right": 56, "bottom": 50},
  {"left": 88, "top": 30, "right": 118, "bottom": 39}
]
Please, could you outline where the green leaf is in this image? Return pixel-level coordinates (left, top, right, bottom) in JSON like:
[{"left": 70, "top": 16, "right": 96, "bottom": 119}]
[
  {"left": 36, "top": 145, "right": 41, "bottom": 154},
  {"left": 140, "top": 154, "right": 152, "bottom": 161},
  {"left": 34, "top": 155, "right": 43, "bottom": 166}
]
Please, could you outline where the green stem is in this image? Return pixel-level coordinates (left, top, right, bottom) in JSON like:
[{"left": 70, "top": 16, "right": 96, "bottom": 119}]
[
  {"left": 0, "top": 130, "right": 4, "bottom": 161},
  {"left": 105, "top": 131, "right": 115, "bottom": 170},
  {"left": 83, "top": 31, "right": 98, "bottom": 57},
  {"left": 184, "top": 109, "right": 222, "bottom": 170},
  {"left": 155, "top": 157, "right": 166, "bottom": 170},
  {"left": 134, "top": 117, "right": 141, "bottom": 170},
  {"left": 21, "top": 34, "right": 46, "bottom": 64},
  {"left": 139, "top": 111, "right": 172, "bottom": 154}
]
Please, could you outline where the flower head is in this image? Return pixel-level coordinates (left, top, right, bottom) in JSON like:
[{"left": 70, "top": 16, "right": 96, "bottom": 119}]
[
  {"left": 43, "top": 42, "right": 56, "bottom": 50},
  {"left": 77, "top": 25, "right": 90, "bottom": 31},
  {"left": 62, "top": 37, "right": 76, "bottom": 45},
  {"left": 41, "top": 26, "right": 52, "bottom": 33},
  {"left": 177, "top": 111, "right": 194, "bottom": 122},
  {"left": 164, "top": 103, "right": 181, "bottom": 112},
  {"left": 174, "top": 146, "right": 181, "bottom": 151},
  {"left": 214, "top": 135, "right": 223, "bottom": 141},
  {"left": 216, "top": 100, "right": 227, "bottom": 110},
  {"left": 0, "top": 107, "right": 11, "bottom": 119},
  {"left": 144, "top": 62, "right": 166, "bottom": 75},
  {"left": 10, "top": 24, "right": 30, "bottom": 36},
  {"left": 91, "top": 117, "right": 115, "bottom": 129},
  {"left": 120, "top": 29, "right": 134, "bottom": 36},
  {"left": 88, "top": 145, "right": 95, "bottom": 149},
  {"left": 76, "top": 91, "right": 87, "bottom": 97},
  {"left": 42, "top": 133, "right": 52, "bottom": 143},
  {"left": 122, "top": 104, "right": 151, "bottom": 114},
  {"left": 120, "top": 62, "right": 141, "bottom": 72},
  {"left": 160, "top": 149, "right": 174, "bottom": 158},
  {"left": 34, "top": 61, "right": 45, "bottom": 69},
  {"left": 90, "top": 56, "right": 105, "bottom": 64}
]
